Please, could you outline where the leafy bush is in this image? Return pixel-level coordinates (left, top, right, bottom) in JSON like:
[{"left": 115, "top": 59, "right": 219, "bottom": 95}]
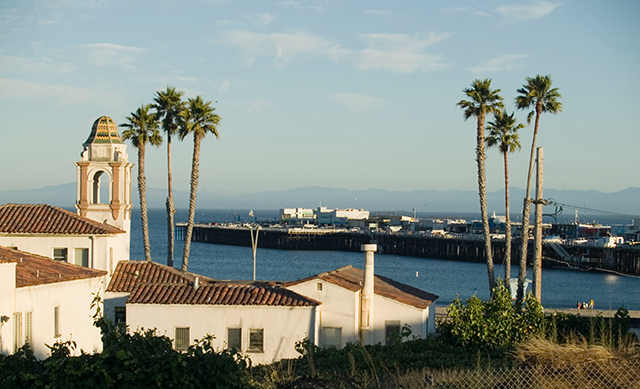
[
  {"left": 0, "top": 318, "right": 251, "bottom": 389},
  {"left": 439, "top": 281, "right": 545, "bottom": 351}
]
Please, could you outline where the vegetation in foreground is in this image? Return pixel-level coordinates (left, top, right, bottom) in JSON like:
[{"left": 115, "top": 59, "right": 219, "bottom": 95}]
[{"left": 2, "top": 284, "right": 636, "bottom": 388}]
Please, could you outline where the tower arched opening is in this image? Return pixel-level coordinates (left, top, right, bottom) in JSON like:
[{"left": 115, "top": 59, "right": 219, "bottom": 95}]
[{"left": 91, "top": 170, "right": 111, "bottom": 204}]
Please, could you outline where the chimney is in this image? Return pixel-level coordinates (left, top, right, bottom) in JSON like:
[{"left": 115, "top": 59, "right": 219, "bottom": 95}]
[
  {"left": 194, "top": 277, "right": 200, "bottom": 290},
  {"left": 360, "top": 244, "right": 377, "bottom": 345}
]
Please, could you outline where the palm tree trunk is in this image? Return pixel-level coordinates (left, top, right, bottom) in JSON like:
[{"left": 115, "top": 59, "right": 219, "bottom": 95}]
[
  {"left": 516, "top": 104, "right": 542, "bottom": 305},
  {"left": 182, "top": 133, "right": 201, "bottom": 272},
  {"left": 138, "top": 143, "right": 152, "bottom": 262},
  {"left": 503, "top": 151, "right": 511, "bottom": 288},
  {"left": 477, "top": 113, "right": 495, "bottom": 294},
  {"left": 166, "top": 132, "right": 175, "bottom": 268}
]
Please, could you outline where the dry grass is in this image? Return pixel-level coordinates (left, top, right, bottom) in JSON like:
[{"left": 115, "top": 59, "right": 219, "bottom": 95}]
[{"left": 513, "top": 337, "right": 640, "bottom": 389}]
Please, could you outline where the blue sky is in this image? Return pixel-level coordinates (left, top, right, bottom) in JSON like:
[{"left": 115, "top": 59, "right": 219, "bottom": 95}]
[{"left": 1, "top": 0, "right": 638, "bottom": 196}]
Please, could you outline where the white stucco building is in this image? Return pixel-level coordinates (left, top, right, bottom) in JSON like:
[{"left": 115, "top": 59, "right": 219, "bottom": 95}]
[
  {"left": 105, "top": 260, "right": 320, "bottom": 365},
  {"left": 0, "top": 246, "right": 106, "bottom": 359},
  {"left": 0, "top": 115, "right": 132, "bottom": 358},
  {"left": 106, "top": 245, "right": 438, "bottom": 364}
]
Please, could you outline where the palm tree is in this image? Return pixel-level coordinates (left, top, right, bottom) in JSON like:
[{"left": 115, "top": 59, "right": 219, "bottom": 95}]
[
  {"left": 514, "top": 74, "right": 562, "bottom": 305},
  {"left": 457, "top": 79, "right": 504, "bottom": 294},
  {"left": 153, "top": 86, "right": 186, "bottom": 268},
  {"left": 121, "top": 104, "right": 162, "bottom": 262},
  {"left": 486, "top": 110, "right": 523, "bottom": 290},
  {"left": 179, "top": 95, "right": 220, "bottom": 272}
]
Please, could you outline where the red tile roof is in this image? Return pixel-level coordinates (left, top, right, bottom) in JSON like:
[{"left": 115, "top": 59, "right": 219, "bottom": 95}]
[
  {"left": 0, "top": 204, "right": 124, "bottom": 235},
  {"left": 108, "top": 260, "right": 319, "bottom": 307},
  {"left": 127, "top": 282, "right": 320, "bottom": 307},
  {"left": 287, "top": 265, "right": 438, "bottom": 309},
  {"left": 106, "top": 260, "right": 209, "bottom": 293},
  {"left": 0, "top": 246, "right": 106, "bottom": 287}
]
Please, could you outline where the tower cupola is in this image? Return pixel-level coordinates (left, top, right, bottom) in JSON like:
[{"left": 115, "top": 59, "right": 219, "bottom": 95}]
[{"left": 75, "top": 116, "right": 133, "bottom": 233}]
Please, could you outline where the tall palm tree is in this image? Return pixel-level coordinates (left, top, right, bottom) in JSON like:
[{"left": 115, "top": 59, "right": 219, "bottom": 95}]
[
  {"left": 153, "top": 86, "right": 186, "bottom": 268},
  {"left": 486, "top": 110, "right": 523, "bottom": 289},
  {"left": 457, "top": 79, "right": 504, "bottom": 294},
  {"left": 179, "top": 95, "right": 220, "bottom": 272},
  {"left": 121, "top": 104, "right": 162, "bottom": 262},
  {"left": 514, "top": 74, "right": 562, "bottom": 305}
]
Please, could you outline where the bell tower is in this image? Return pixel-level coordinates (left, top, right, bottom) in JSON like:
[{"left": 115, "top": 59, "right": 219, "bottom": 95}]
[{"left": 75, "top": 116, "right": 133, "bottom": 233}]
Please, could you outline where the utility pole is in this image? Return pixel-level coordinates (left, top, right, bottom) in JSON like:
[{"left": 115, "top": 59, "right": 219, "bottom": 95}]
[
  {"left": 250, "top": 226, "right": 261, "bottom": 281},
  {"left": 533, "top": 147, "right": 543, "bottom": 300}
]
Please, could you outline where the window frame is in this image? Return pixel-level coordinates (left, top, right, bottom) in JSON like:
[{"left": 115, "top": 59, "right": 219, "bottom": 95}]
[
  {"left": 227, "top": 328, "right": 242, "bottom": 351},
  {"left": 321, "top": 326, "right": 342, "bottom": 348},
  {"left": 54, "top": 306, "right": 61, "bottom": 338},
  {"left": 385, "top": 320, "right": 401, "bottom": 345},
  {"left": 174, "top": 327, "right": 190, "bottom": 351},
  {"left": 248, "top": 328, "right": 264, "bottom": 353},
  {"left": 53, "top": 248, "right": 68, "bottom": 261},
  {"left": 74, "top": 248, "right": 89, "bottom": 267},
  {"left": 13, "top": 312, "right": 23, "bottom": 352}
]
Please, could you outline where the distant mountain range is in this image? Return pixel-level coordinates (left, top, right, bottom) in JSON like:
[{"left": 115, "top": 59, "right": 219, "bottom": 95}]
[{"left": 1, "top": 183, "right": 638, "bottom": 216}]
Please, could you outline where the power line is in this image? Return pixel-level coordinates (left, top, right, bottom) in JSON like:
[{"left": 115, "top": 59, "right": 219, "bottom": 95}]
[{"left": 546, "top": 199, "right": 640, "bottom": 218}]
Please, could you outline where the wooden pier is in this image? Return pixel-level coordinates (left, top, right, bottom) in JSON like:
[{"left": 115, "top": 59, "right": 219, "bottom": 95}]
[{"left": 179, "top": 224, "right": 640, "bottom": 277}]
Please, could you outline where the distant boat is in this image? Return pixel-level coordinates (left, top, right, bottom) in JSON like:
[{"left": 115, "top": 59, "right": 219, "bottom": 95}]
[{"left": 509, "top": 278, "right": 532, "bottom": 300}]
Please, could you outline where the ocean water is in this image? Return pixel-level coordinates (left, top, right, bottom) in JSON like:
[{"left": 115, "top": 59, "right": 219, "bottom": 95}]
[{"left": 130, "top": 208, "right": 640, "bottom": 310}]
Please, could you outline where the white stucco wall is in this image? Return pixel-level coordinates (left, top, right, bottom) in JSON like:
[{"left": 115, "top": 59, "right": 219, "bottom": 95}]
[
  {"left": 287, "top": 280, "right": 360, "bottom": 347},
  {"left": 0, "top": 234, "right": 128, "bottom": 278},
  {"left": 126, "top": 304, "right": 317, "bottom": 365},
  {"left": 13, "top": 276, "right": 105, "bottom": 359},
  {"left": 0, "top": 263, "right": 17, "bottom": 355},
  {"left": 288, "top": 278, "right": 435, "bottom": 347}
]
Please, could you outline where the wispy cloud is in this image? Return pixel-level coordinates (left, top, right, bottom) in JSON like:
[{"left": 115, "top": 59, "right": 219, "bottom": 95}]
[
  {"left": 0, "top": 55, "right": 76, "bottom": 74},
  {"left": 218, "top": 80, "right": 231, "bottom": 93},
  {"left": 242, "top": 13, "right": 276, "bottom": 28},
  {"left": 469, "top": 54, "right": 530, "bottom": 74},
  {"left": 246, "top": 98, "right": 272, "bottom": 114},
  {"left": 364, "top": 10, "right": 393, "bottom": 16},
  {"left": 275, "top": 1, "right": 325, "bottom": 11},
  {"left": 353, "top": 33, "right": 451, "bottom": 73},
  {"left": 360, "top": 32, "right": 451, "bottom": 52},
  {"left": 76, "top": 43, "right": 146, "bottom": 70},
  {"left": 0, "top": 78, "right": 119, "bottom": 108},
  {"left": 217, "top": 30, "right": 349, "bottom": 67},
  {"left": 215, "top": 30, "right": 451, "bottom": 74},
  {"left": 353, "top": 50, "right": 447, "bottom": 73},
  {"left": 495, "top": 1, "right": 561, "bottom": 22},
  {"left": 333, "top": 93, "right": 384, "bottom": 114}
]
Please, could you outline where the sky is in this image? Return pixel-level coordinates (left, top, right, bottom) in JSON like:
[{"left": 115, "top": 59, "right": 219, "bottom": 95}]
[{"left": 1, "top": 0, "right": 638, "bottom": 196}]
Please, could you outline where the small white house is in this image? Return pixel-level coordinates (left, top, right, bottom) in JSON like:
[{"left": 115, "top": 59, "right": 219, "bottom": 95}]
[
  {"left": 0, "top": 246, "right": 106, "bottom": 359},
  {"left": 107, "top": 245, "right": 438, "bottom": 364},
  {"left": 106, "top": 260, "right": 320, "bottom": 365},
  {"left": 286, "top": 244, "right": 438, "bottom": 347}
]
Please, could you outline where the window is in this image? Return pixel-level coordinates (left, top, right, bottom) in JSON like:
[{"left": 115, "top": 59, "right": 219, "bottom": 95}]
[
  {"left": 322, "top": 327, "right": 341, "bottom": 348},
  {"left": 385, "top": 320, "right": 401, "bottom": 345},
  {"left": 114, "top": 307, "right": 126, "bottom": 325},
  {"left": 24, "top": 311, "right": 32, "bottom": 346},
  {"left": 248, "top": 329, "right": 264, "bottom": 353},
  {"left": 175, "top": 327, "right": 190, "bottom": 351},
  {"left": 74, "top": 248, "right": 89, "bottom": 267},
  {"left": 53, "top": 248, "right": 68, "bottom": 261},
  {"left": 227, "top": 328, "right": 241, "bottom": 350},
  {"left": 13, "top": 312, "right": 23, "bottom": 352},
  {"left": 54, "top": 306, "right": 61, "bottom": 338},
  {"left": 317, "top": 282, "right": 323, "bottom": 291}
]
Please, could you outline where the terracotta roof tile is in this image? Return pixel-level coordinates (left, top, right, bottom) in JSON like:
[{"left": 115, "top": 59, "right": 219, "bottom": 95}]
[
  {"left": 287, "top": 265, "right": 438, "bottom": 309},
  {"left": 0, "top": 204, "right": 124, "bottom": 235},
  {"left": 0, "top": 246, "right": 106, "bottom": 287},
  {"left": 127, "top": 281, "right": 320, "bottom": 307},
  {"left": 106, "top": 260, "right": 209, "bottom": 293}
]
